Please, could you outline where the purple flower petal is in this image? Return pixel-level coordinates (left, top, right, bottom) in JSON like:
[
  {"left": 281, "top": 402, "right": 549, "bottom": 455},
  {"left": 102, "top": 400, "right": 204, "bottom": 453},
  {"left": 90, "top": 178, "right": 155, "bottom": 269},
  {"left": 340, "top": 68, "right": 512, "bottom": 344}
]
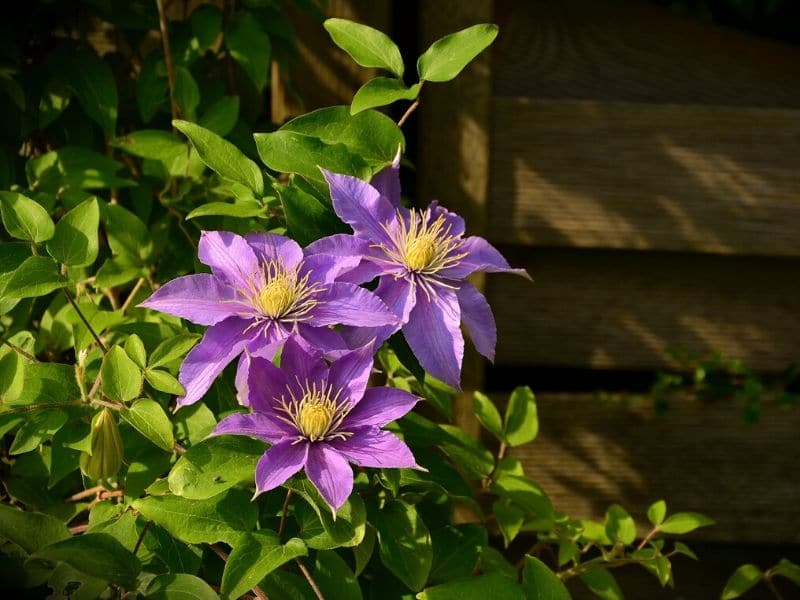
[
  {"left": 304, "top": 235, "right": 381, "bottom": 285},
  {"left": 427, "top": 201, "right": 465, "bottom": 237},
  {"left": 295, "top": 324, "right": 349, "bottom": 358},
  {"left": 237, "top": 326, "right": 288, "bottom": 407},
  {"left": 342, "top": 275, "right": 415, "bottom": 349},
  {"left": 245, "top": 355, "right": 290, "bottom": 413},
  {"left": 342, "top": 387, "right": 419, "bottom": 430},
  {"left": 441, "top": 236, "right": 530, "bottom": 280},
  {"left": 306, "top": 443, "right": 353, "bottom": 513},
  {"left": 370, "top": 147, "right": 402, "bottom": 207},
  {"left": 198, "top": 231, "right": 259, "bottom": 288},
  {"left": 212, "top": 412, "right": 294, "bottom": 443},
  {"left": 308, "top": 282, "right": 399, "bottom": 328},
  {"left": 139, "top": 274, "right": 245, "bottom": 326},
  {"left": 322, "top": 170, "right": 396, "bottom": 244},
  {"left": 245, "top": 232, "right": 303, "bottom": 272},
  {"left": 456, "top": 281, "right": 497, "bottom": 362},
  {"left": 329, "top": 428, "right": 417, "bottom": 469},
  {"left": 403, "top": 287, "right": 464, "bottom": 389},
  {"left": 177, "top": 317, "right": 258, "bottom": 407},
  {"left": 280, "top": 335, "right": 329, "bottom": 391},
  {"left": 327, "top": 342, "right": 374, "bottom": 407},
  {"left": 300, "top": 253, "right": 361, "bottom": 286},
  {"left": 254, "top": 440, "right": 309, "bottom": 495}
]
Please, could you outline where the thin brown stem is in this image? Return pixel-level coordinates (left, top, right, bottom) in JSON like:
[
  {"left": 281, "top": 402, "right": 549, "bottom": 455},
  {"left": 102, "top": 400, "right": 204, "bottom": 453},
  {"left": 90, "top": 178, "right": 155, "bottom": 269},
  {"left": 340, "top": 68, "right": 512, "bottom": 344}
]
[
  {"left": 296, "top": 559, "right": 325, "bottom": 600},
  {"left": 4, "top": 401, "right": 88, "bottom": 415},
  {"left": 397, "top": 99, "right": 419, "bottom": 128},
  {"left": 66, "top": 485, "right": 105, "bottom": 503},
  {"left": 92, "top": 398, "right": 124, "bottom": 411},
  {"left": 69, "top": 523, "right": 89, "bottom": 534},
  {"left": 765, "top": 572, "right": 785, "bottom": 600},
  {"left": 173, "top": 442, "right": 187, "bottom": 455},
  {"left": 636, "top": 526, "right": 660, "bottom": 551},
  {"left": 278, "top": 489, "right": 293, "bottom": 540},
  {"left": 0, "top": 335, "right": 38, "bottom": 362},
  {"left": 133, "top": 520, "right": 151, "bottom": 556},
  {"left": 120, "top": 278, "right": 146, "bottom": 313},
  {"left": 63, "top": 289, "right": 107, "bottom": 354},
  {"left": 156, "top": 0, "right": 179, "bottom": 121}
]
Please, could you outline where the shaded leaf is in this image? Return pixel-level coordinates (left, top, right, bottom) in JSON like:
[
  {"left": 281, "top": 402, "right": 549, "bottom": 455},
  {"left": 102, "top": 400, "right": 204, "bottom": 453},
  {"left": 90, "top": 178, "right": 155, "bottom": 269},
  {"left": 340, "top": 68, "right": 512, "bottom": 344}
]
[
  {"left": 522, "top": 555, "right": 571, "bottom": 600},
  {"left": 504, "top": 386, "right": 538, "bottom": 447},
  {"left": 721, "top": 564, "right": 763, "bottom": 600},
  {"left": 374, "top": 500, "right": 432, "bottom": 592},
  {"left": 222, "top": 532, "right": 306, "bottom": 600},
  {"left": 0, "top": 191, "right": 54, "bottom": 243}
]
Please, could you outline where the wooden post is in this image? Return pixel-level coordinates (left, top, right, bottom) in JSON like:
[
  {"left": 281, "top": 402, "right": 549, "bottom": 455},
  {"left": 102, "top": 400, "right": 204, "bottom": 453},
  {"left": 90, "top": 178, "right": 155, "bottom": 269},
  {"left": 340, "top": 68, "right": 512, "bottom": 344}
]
[{"left": 417, "top": 0, "right": 494, "bottom": 437}]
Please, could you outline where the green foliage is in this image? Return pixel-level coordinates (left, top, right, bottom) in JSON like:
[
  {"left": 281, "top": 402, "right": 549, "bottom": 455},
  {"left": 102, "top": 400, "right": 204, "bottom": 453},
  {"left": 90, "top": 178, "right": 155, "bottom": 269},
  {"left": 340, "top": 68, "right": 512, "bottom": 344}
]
[
  {"left": 324, "top": 19, "right": 404, "bottom": 78},
  {"left": 417, "top": 24, "right": 499, "bottom": 82}
]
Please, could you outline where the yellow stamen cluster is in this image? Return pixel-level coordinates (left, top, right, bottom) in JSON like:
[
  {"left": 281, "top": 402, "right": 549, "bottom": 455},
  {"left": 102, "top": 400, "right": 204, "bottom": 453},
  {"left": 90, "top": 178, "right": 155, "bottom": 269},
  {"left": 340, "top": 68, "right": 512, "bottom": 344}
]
[
  {"left": 242, "top": 260, "right": 323, "bottom": 321},
  {"left": 380, "top": 209, "right": 466, "bottom": 276},
  {"left": 275, "top": 380, "right": 351, "bottom": 442}
]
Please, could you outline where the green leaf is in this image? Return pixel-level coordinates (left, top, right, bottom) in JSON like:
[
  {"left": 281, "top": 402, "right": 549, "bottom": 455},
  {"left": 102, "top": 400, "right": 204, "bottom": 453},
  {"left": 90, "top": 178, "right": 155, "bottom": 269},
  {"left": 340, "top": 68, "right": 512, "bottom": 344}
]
[
  {"left": 111, "top": 130, "right": 186, "bottom": 162},
  {"left": 199, "top": 96, "right": 240, "bottom": 137},
  {"left": 168, "top": 435, "right": 265, "bottom": 499},
  {"left": 146, "top": 573, "right": 219, "bottom": 600},
  {"left": 293, "top": 487, "right": 366, "bottom": 550},
  {"left": 102, "top": 345, "right": 143, "bottom": 403},
  {"left": 721, "top": 564, "right": 763, "bottom": 599},
  {"left": 148, "top": 334, "right": 201, "bottom": 369},
  {"left": 418, "top": 574, "right": 525, "bottom": 600},
  {"left": 132, "top": 490, "right": 257, "bottom": 545},
  {"left": 39, "top": 77, "right": 71, "bottom": 129},
  {"left": 191, "top": 3, "right": 223, "bottom": 50},
  {"left": 175, "top": 66, "right": 200, "bottom": 121},
  {"left": 254, "top": 106, "right": 404, "bottom": 186},
  {"left": 120, "top": 398, "right": 174, "bottom": 451},
  {"left": 26, "top": 147, "right": 133, "bottom": 192},
  {"left": 493, "top": 500, "right": 524, "bottom": 548},
  {"left": 504, "top": 386, "right": 538, "bottom": 447},
  {"left": 774, "top": 559, "right": 800, "bottom": 585},
  {"left": 9, "top": 409, "right": 68, "bottom": 454},
  {"left": 65, "top": 50, "right": 118, "bottom": 135},
  {"left": 647, "top": 500, "right": 667, "bottom": 527},
  {"left": 473, "top": 391, "right": 505, "bottom": 441},
  {"left": 659, "top": 512, "right": 715, "bottom": 535},
  {"left": 673, "top": 541, "right": 698, "bottom": 560},
  {"left": 136, "top": 53, "right": 167, "bottom": 123},
  {"left": 353, "top": 525, "right": 376, "bottom": 576},
  {"left": 221, "top": 532, "right": 306, "bottom": 600},
  {"left": 186, "top": 199, "right": 264, "bottom": 220},
  {"left": 605, "top": 504, "right": 636, "bottom": 545},
  {"left": 105, "top": 204, "right": 153, "bottom": 264},
  {"left": 29, "top": 532, "right": 140, "bottom": 588},
  {"left": 226, "top": 12, "right": 271, "bottom": 91},
  {"left": 46, "top": 197, "right": 100, "bottom": 267},
  {"left": 280, "top": 183, "right": 346, "bottom": 246},
  {"left": 142, "top": 523, "right": 202, "bottom": 575},
  {"left": 417, "top": 24, "right": 498, "bottom": 83},
  {"left": 490, "top": 472, "right": 553, "bottom": 520},
  {"left": 3, "top": 256, "right": 66, "bottom": 298},
  {"left": 580, "top": 568, "right": 624, "bottom": 600},
  {"left": 0, "top": 191, "right": 55, "bottom": 243},
  {"left": 145, "top": 368, "right": 185, "bottom": 395},
  {"left": 0, "top": 504, "right": 70, "bottom": 554},
  {"left": 374, "top": 500, "right": 432, "bottom": 592},
  {"left": 429, "top": 524, "right": 486, "bottom": 584},
  {"left": 124, "top": 334, "right": 147, "bottom": 368},
  {"left": 324, "top": 19, "right": 404, "bottom": 78},
  {"left": 522, "top": 555, "right": 571, "bottom": 600},
  {"left": 174, "top": 119, "right": 264, "bottom": 195},
  {"left": 437, "top": 424, "right": 494, "bottom": 479},
  {"left": 351, "top": 78, "right": 420, "bottom": 115},
  {"left": 314, "top": 549, "right": 363, "bottom": 600}
]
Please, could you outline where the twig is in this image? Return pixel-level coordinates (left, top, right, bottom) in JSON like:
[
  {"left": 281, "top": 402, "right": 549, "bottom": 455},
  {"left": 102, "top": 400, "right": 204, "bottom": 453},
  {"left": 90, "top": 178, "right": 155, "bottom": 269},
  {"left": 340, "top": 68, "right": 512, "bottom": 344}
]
[
  {"left": 63, "top": 289, "right": 108, "bottom": 354},
  {"left": 92, "top": 398, "right": 124, "bottom": 411},
  {"left": 296, "top": 559, "right": 325, "bottom": 600},
  {"left": 69, "top": 523, "right": 89, "bottom": 534},
  {"left": 120, "top": 278, "right": 146, "bottom": 313},
  {"left": 636, "top": 526, "right": 660, "bottom": 551},
  {"left": 4, "top": 401, "right": 88, "bottom": 415},
  {"left": 133, "top": 520, "right": 151, "bottom": 555},
  {"left": 210, "top": 544, "right": 269, "bottom": 599},
  {"left": 765, "top": 571, "right": 785, "bottom": 600},
  {"left": 397, "top": 99, "right": 420, "bottom": 128},
  {"left": 0, "top": 335, "right": 38, "bottom": 362},
  {"left": 278, "top": 489, "right": 293, "bottom": 540},
  {"left": 156, "top": 0, "right": 179, "bottom": 121},
  {"left": 173, "top": 442, "right": 186, "bottom": 455},
  {"left": 66, "top": 485, "right": 105, "bottom": 503}
]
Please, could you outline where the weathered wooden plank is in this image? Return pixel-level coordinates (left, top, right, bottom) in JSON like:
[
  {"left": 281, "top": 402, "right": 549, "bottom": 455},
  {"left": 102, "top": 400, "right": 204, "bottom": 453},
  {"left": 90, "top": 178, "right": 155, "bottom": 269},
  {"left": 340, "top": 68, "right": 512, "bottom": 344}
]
[
  {"left": 489, "top": 248, "right": 800, "bottom": 370},
  {"left": 510, "top": 393, "right": 800, "bottom": 544},
  {"left": 270, "top": 0, "right": 392, "bottom": 122},
  {"left": 493, "top": 0, "right": 800, "bottom": 106},
  {"left": 488, "top": 98, "right": 800, "bottom": 256},
  {"left": 417, "top": 0, "right": 493, "bottom": 437}
]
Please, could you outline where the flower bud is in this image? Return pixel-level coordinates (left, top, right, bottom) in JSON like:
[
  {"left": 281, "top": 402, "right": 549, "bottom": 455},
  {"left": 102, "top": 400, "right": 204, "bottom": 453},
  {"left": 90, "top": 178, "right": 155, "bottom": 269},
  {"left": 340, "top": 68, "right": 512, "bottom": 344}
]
[{"left": 79, "top": 408, "right": 124, "bottom": 481}]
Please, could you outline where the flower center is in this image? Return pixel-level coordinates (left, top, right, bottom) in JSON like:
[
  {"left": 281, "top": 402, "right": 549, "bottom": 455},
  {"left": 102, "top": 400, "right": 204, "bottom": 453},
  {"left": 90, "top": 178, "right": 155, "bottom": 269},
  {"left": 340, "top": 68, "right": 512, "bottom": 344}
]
[
  {"left": 405, "top": 236, "right": 438, "bottom": 271},
  {"left": 378, "top": 209, "right": 467, "bottom": 277},
  {"left": 275, "top": 381, "right": 352, "bottom": 442},
  {"left": 241, "top": 260, "right": 323, "bottom": 321}
]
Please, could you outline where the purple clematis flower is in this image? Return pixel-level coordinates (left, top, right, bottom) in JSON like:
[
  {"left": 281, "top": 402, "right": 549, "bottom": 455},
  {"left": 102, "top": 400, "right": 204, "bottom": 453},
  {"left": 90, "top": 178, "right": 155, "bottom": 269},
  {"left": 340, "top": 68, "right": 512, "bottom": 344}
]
[
  {"left": 320, "top": 158, "right": 529, "bottom": 388},
  {"left": 140, "top": 230, "right": 399, "bottom": 407},
  {"left": 212, "top": 335, "right": 420, "bottom": 513}
]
